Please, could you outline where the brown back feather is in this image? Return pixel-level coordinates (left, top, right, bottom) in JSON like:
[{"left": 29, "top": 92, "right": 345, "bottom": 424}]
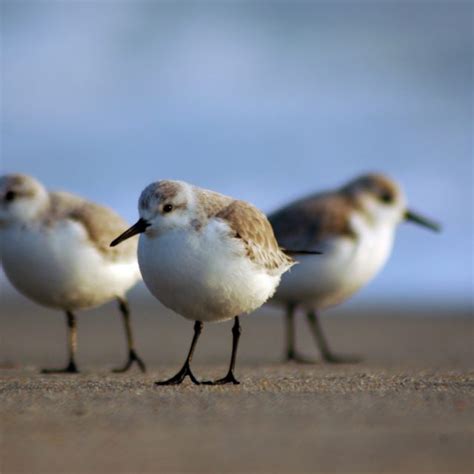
[
  {"left": 48, "top": 192, "right": 137, "bottom": 261},
  {"left": 216, "top": 200, "right": 294, "bottom": 273},
  {"left": 269, "top": 191, "right": 357, "bottom": 251}
]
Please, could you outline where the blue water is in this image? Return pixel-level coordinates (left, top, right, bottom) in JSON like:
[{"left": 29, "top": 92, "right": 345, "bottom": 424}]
[{"left": 1, "top": 1, "right": 472, "bottom": 306}]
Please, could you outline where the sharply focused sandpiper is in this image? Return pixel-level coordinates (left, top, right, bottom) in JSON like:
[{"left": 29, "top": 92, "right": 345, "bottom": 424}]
[
  {"left": 0, "top": 174, "right": 146, "bottom": 373},
  {"left": 269, "top": 173, "right": 441, "bottom": 363},
  {"left": 111, "top": 180, "right": 296, "bottom": 385}
]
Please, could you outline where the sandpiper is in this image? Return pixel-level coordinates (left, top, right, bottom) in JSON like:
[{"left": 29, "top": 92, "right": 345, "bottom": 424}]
[
  {"left": 0, "top": 174, "right": 146, "bottom": 373},
  {"left": 111, "top": 180, "right": 296, "bottom": 385},
  {"left": 268, "top": 173, "right": 441, "bottom": 363}
]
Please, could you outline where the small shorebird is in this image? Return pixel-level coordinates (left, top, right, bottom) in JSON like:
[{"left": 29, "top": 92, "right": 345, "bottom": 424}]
[
  {"left": 111, "top": 180, "right": 296, "bottom": 385},
  {"left": 269, "top": 173, "right": 441, "bottom": 363},
  {"left": 0, "top": 174, "right": 146, "bottom": 373}
]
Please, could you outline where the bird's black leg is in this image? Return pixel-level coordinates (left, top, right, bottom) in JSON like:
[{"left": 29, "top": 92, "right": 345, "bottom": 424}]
[
  {"left": 42, "top": 311, "right": 79, "bottom": 374},
  {"left": 203, "top": 316, "right": 241, "bottom": 385},
  {"left": 155, "top": 321, "right": 203, "bottom": 386},
  {"left": 113, "top": 297, "right": 146, "bottom": 373},
  {"left": 285, "top": 304, "right": 315, "bottom": 364},
  {"left": 306, "top": 309, "right": 361, "bottom": 363}
]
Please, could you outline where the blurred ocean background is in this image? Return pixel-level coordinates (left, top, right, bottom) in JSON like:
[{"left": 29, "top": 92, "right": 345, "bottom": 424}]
[{"left": 1, "top": 1, "right": 472, "bottom": 309}]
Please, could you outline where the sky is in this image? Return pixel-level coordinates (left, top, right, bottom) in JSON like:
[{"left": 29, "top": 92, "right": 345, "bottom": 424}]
[{"left": 1, "top": 1, "right": 472, "bottom": 307}]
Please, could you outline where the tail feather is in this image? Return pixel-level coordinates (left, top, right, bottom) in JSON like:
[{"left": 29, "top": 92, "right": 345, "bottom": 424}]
[{"left": 283, "top": 249, "right": 323, "bottom": 256}]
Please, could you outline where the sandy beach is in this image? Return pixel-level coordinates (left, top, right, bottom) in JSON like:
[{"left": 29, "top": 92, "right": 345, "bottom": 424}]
[{"left": 1, "top": 293, "right": 472, "bottom": 473}]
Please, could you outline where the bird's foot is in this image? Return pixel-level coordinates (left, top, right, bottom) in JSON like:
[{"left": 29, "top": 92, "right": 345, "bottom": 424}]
[
  {"left": 202, "top": 371, "right": 240, "bottom": 385},
  {"left": 322, "top": 353, "right": 362, "bottom": 364},
  {"left": 112, "top": 349, "right": 146, "bottom": 373},
  {"left": 286, "top": 350, "right": 317, "bottom": 364},
  {"left": 41, "top": 360, "right": 79, "bottom": 374},
  {"left": 155, "top": 362, "right": 200, "bottom": 386}
]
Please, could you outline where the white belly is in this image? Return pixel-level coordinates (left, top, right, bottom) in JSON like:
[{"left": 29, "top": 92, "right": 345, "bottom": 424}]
[
  {"left": 0, "top": 222, "right": 140, "bottom": 311},
  {"left": 138, "top": 222, "right": 281, "bottom": 322},
  {"left": 273, "top": 227, "right": 395, "bottom": 309}
]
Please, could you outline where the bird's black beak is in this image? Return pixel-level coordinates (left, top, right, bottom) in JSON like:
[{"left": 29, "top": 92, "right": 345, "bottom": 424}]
[
  {"left": 404, "top": 210, "right": 441, "bottom": 232},
  {"left": 110, "top": 218, "right": 150, "bottom": 247}
]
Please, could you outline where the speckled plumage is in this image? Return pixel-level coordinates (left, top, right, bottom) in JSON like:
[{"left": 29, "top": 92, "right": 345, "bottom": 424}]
[
  {"left": 124, "top": 180, "right": 295, "bottom": 323},
  {"left": 269, "top": 173, "right": 403, "bottom": 252},
  {"left": 215, "top": 199, "right": 294, "bottom": 274},
  {"left": 0, "top": 174, "right": 140, "bottom": 310},
  {"left": 48, "top": 191, "right": 137, "bottom": 261},
  {"left": 267, "top": 173, "right": 441, "bottom": 364},
  {"left": 0, "top": 173, "right": 145, "bottom": 373},
  {"left": 269, "top": 173, "right": 407, "bottom": 309},
  {"left": 269, "top": 192, "right": 357, "bottom": 251},
  {"left": 138, "top": 181, "right": 294, "bottom": 276}
]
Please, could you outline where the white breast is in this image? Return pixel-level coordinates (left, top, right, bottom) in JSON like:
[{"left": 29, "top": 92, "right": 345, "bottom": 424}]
[
  {"left": 0, "top": 221, "right": 140, "bottom": 311},
  {"left": 138, "top": 220, "right": 282, "bottom": 322},
  {"left": 273, "top": 219, "right": 396, "bottom": 309}
]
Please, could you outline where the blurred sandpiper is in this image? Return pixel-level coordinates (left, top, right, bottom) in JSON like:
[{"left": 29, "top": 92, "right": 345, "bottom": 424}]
[
  {"left": 268, "top": 173, "right": 441, "bottom": 363},
  {"left": 0, "top": 174, "right": 146, "bottom": 373}
]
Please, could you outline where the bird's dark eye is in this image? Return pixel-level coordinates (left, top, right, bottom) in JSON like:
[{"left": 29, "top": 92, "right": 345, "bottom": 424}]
[
  {"left": 163, "top": 204, "right": 173, "bottom": 213},
  {"left": 380, "top": 192, "right": 393, "bottom": 204},
  {"left": 5, "top": 191, "right": 16, "bottom": 202}
]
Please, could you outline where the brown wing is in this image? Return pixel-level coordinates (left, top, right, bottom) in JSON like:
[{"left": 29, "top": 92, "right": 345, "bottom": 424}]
[
  {"left": 49, "top": 192, "right": 137, "bottom": 261},
  {"left": 268, "top": 191, "right": 356, "bottom": 251},
  {"left": 216, "top": 200, "right": 294, "bottom": 273},
  {"left": 195, "top": 188, "right": 234, "bottom": 219}
]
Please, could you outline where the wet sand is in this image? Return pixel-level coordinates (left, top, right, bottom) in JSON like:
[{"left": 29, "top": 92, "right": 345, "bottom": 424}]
[{"left": 0, "top": 294, "right": 473, "bottom": 473}]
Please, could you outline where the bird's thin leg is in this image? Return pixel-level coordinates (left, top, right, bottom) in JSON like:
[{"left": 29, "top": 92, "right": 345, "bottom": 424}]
[
  {"left": 203, "top": 316, "right": 241, "bottom": 385},
  {"left": 155, "top": 321, "right": 203, "bottom": 386},
  {"left": 285, "top": 304, "right": 315, "bottom": 364},
  {"left": 113, "top": 297, "right": 146, "bottom": 373},
  {"left": 286, "top": 303, "right": 296, "bottom": 360},
  {"left": 306, "top": 309, "right": 361, "bottom": 364},
  {"left": 42, "top": 311, "right": 79, "bottom": 374}
]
